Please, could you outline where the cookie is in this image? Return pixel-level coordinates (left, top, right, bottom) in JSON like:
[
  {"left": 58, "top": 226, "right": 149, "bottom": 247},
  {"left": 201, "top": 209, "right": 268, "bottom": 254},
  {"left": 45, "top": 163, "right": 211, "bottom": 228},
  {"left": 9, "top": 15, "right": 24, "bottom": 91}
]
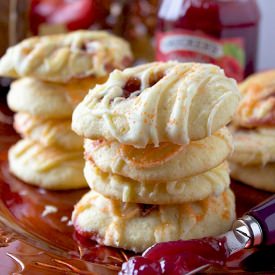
[
  {"left": 9, "top": 139, "right": 87, "bottom": 190},
  {"left": 72, "top": 62, "right": 240, "bottom": 147},
  {"left": 14, "top": 113, "right": 83, "bottom": 151},
  {"left": 229, "top": 128, "right": 275, "bottom": 166},
  {"left": 230, "top": 162, "right": 275, "bottom": 192},
  {"left": 84, "top": 161, "right": 230, "bottom": 204},
  {"left": 8, "top": 77, "right": 104, "bottom": 119},
  {"left": 234, "top": 70, "right": 275, "bottom": 128},
  {"left": 84, "top": 127, "right": 233, "bottom": 182},
  {"left": 72, "top": 189, "right": 235, "bottom": 252},
  {"left": 0, "top": 30, "right": 133, "bottom": 82}
]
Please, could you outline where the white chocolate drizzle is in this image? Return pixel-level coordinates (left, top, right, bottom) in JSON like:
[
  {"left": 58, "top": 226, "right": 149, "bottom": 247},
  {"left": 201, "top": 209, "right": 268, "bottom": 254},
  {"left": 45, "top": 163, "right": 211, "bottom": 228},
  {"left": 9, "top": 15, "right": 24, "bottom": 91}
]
[
  {"left": 75, "top": 62, "right": 239, "bottom": 147},
  {"left": 11, "top": 139, "right": 82, "bottom": 172}
]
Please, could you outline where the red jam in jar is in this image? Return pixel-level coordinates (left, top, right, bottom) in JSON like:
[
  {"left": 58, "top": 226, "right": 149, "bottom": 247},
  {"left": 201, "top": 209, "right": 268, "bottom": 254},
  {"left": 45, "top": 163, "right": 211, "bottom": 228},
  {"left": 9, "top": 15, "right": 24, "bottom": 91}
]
[{"left": 156, "top": 0, "right": 260, "bottom": 81}]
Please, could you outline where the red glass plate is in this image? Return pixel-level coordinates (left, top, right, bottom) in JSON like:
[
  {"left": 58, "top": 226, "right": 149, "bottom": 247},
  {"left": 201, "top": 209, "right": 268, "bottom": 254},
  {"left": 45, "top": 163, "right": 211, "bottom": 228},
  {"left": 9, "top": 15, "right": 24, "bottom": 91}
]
[{"left": 0, "top": 99, "right": 272, "bottom": 274}]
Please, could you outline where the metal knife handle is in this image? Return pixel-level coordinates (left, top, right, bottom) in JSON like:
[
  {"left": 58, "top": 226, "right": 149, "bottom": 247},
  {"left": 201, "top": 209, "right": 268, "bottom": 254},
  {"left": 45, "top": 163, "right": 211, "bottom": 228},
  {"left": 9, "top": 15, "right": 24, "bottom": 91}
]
[{"left": 247, "top": 195, "right": 275, "bottom": 246}]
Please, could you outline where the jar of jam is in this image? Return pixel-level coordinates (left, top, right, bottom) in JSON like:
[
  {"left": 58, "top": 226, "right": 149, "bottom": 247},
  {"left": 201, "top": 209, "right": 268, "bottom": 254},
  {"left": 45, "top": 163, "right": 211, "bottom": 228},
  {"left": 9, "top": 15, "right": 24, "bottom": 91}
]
[{"left": 156, "top": 0, "right": 260, "bottom": 81}]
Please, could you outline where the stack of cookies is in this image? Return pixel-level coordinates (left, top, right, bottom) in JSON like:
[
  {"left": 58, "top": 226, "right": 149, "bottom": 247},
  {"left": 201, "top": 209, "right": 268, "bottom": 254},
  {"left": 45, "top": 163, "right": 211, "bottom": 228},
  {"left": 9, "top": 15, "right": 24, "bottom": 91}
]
[
  {"left": 0, "top": 31, "right": 132, "bottom": 190},
  {"left": 72, "top": 62, "right": 240, "bottom": 252},
  {"left": 229, "top": 70, "right": 275, "bottom": 192}
]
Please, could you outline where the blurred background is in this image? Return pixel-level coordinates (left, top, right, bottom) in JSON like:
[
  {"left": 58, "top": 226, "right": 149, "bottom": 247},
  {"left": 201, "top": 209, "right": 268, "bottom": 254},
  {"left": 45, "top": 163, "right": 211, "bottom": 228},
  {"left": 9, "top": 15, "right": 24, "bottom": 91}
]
[
  {"left": 0, "top": 0, "right": 274, "bottom": 88},
  {"left": 257, "top": 0, "right": 275, "bottom": 70}
]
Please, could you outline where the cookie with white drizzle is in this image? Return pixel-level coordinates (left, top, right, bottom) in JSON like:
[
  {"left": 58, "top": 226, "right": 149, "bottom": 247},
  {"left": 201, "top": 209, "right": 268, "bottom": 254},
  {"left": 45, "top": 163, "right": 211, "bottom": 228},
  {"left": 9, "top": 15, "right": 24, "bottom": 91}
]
[
  {"left": 0, "top": 30, "right": 133, "bottom": 83},
  {"left": 72, "top": 62, "right": 240, "bottom": 148},
  {"left": 230, "top": 162, "right": 275, "bottom": 192},
  {"left": 83, "top": 160, "right": 230, "bottom": 204},
  {"left": 9, "top": 139, "right": 87, "bottom": 190},
  {"left": 72, "top": 189, "right": 235, "bottom": 252},
  {"left": 7, "top": 77, "right": 106, "bottom": 119},
  {"left": 84, "top": 127, "right": 233, "bottom": 183},
  {"left": 233, "top": 70, "right": 275, "bottom": 128},
  {"left": 229, "top": 128, "right": 275, "bottom": 166},
  {"left": 14, "top": 113, "right": 83, "bottom": 151}
]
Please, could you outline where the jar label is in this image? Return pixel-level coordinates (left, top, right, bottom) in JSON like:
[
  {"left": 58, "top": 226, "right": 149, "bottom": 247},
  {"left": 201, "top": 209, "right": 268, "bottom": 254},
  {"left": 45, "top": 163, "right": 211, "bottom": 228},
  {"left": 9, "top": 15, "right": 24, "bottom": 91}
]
[{"left": 156, "top": 30, "right": 245, "bottom": 81}]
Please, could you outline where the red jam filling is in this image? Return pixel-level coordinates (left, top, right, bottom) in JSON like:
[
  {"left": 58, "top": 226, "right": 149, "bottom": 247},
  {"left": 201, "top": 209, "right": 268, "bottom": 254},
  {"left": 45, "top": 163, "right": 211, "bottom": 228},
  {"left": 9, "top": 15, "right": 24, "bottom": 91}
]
[
  {"left": 138, "top": 204, "right": 159, "bottom": 217},
  {"left": 119, "top": 237, "right": 229, "bottom": 275},
  {"left": 122, "top": 73, "right": 164, "bottom": 99},
  {"left": 79, "top": 42, "right": 88, "bottom": 51},
  {"left": 123, "top": 77, "right": 142, "bottom": 98}
]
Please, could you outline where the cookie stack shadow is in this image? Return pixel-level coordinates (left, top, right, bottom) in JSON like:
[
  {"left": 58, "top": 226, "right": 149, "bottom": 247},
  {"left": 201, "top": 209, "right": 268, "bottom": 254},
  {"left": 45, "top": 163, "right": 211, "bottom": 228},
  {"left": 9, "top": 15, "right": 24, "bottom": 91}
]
[
  {"left": 0, "top": 31, "right": 132, "bottom": 190},
  {"left": 72, "top": 62, "right": 240, "bottom": 252}
]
